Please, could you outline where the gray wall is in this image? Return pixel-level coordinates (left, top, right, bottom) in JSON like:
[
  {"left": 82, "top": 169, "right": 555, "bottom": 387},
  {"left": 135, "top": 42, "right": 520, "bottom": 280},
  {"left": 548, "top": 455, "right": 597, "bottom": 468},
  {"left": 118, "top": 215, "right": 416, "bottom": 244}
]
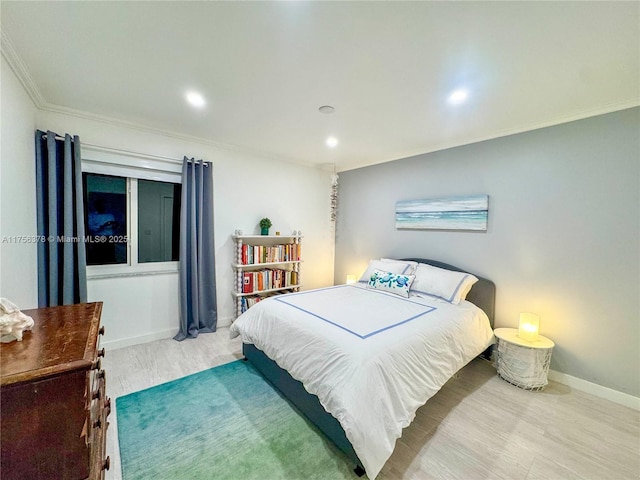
[{"left": 335, "top": 107, "right": 639, "bottom": 397}]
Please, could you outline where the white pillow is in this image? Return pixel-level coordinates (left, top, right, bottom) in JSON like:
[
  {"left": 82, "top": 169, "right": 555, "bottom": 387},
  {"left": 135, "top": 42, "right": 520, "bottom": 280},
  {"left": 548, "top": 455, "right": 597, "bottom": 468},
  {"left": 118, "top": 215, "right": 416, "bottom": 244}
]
[
  {"left": 410, "top": 263, "right": 478, "bottom": 304},
  {"left": 358, "top": 259, "right": 416, "bottom": 283},
  {"left": 367, "top": 269, "right": 415, "bottom": 298},
  {"left": 380, "top": 258, "right": 418, "bottom": 275}
]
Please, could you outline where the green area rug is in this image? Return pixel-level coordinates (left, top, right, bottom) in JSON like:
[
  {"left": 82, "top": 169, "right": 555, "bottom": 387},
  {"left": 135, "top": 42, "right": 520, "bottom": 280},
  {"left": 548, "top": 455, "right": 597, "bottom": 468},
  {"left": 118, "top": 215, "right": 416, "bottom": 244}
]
[{"left": 116, "top": 360, "right": 357, "bottom": 479}]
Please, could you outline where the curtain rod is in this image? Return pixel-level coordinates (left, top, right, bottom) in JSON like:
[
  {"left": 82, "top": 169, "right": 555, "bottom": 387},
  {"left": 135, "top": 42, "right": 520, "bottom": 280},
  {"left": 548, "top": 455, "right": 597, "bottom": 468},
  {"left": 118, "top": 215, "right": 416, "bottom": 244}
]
[
  {"left": 39, "top": 132, "right": 209, "bottom": 166},
  {"left": 40, "top": 133, "right": 72, "bottom": 142},
  {"left": 184, "top": 158, "right": 211, "bottom": 166}
]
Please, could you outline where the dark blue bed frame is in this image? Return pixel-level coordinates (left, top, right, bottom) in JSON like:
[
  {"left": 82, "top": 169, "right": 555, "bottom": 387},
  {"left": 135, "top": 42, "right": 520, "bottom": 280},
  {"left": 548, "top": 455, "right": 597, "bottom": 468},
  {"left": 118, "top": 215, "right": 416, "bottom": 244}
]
[{"left": 242, "top": 259, "right": 496, "bottom": 476}]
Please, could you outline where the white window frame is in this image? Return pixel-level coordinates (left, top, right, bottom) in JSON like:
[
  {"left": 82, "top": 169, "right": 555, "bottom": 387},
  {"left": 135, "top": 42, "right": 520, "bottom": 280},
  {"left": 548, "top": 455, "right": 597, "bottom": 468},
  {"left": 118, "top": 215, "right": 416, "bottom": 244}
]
[{"left": 82, "top": 145, "right": 182, "bottom": 279}]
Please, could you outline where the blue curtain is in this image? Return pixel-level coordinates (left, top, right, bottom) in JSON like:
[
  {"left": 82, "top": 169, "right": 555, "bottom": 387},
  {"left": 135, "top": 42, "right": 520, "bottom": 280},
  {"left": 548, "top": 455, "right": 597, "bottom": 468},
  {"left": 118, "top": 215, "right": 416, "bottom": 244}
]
[
  {"left": 35, "top": 130, "right": 87, "bottom": 307},
  {"left": 174, "top": 157, "right": 217, "bottom": 341}
]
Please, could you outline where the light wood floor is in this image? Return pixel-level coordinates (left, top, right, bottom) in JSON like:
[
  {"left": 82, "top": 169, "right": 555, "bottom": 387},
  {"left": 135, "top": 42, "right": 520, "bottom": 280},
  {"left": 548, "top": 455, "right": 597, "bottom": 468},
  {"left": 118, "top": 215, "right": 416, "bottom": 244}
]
[{"left": 103, "top": 328, "right": 640, "bottom": 480}]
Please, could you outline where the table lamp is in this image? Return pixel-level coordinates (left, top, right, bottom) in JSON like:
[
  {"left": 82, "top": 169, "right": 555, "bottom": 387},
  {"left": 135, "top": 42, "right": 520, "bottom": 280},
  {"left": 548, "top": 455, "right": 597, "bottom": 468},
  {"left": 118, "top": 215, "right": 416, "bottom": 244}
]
[{"left": 518, "top": 312, "right": 540, "bottom": 342}]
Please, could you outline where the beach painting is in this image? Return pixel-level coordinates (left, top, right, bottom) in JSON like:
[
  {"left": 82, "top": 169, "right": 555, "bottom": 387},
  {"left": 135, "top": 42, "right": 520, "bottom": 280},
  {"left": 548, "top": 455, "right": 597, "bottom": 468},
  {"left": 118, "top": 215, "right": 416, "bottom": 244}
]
[{"left": 395, "top": 195, "right": 488, "bottom": 231}]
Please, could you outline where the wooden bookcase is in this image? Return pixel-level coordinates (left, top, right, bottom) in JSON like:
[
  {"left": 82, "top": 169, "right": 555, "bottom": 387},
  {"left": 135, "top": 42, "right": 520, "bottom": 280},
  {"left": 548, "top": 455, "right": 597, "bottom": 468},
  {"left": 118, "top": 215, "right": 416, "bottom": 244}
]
[{"left": 232, "top": 233, "right": 302, "bottom": 318}]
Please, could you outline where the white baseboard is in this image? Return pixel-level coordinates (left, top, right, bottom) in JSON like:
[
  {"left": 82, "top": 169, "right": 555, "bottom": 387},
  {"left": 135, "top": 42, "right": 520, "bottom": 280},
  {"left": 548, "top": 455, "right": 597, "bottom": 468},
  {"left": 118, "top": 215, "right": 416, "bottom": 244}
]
[
  {"left": 102, "top": 328, "right": 176, "bottom": 350},
  {"left": 217, "top": 316, "right": 233, "bottom": 328},
  {"left": 548, "top": 369, "right": 640, "bottom": 411},
  {"left": 102, "top": 316, "right": 235, "bottom": 351}
]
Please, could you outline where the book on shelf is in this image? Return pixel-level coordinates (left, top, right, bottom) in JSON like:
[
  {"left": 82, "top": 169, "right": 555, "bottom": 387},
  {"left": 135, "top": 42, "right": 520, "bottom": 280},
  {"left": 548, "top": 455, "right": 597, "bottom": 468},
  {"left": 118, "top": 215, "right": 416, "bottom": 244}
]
[
  {"left": 240, "top": 268, "right": 298, "bottom": 294},
  {"left": 240, "top": 290, "right": 294, "bottom": 314},
  {"left": 242, "top": 272, "right": 254, "bottom": 293},
  {"left": 241, "top": 296, "right": 262, "bottom": 313},
  {"left": 240, "top": 243, "right": 300, "bottom": 265}
]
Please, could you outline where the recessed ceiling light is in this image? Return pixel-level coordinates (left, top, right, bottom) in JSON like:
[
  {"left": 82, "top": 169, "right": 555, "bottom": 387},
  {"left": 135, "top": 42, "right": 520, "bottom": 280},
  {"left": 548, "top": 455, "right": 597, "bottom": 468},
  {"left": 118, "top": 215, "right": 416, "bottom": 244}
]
[
  {"left": 319, "top": 105, "right": 335, "bottom": 114},
  {"left": 326, "top": 136, "right": 338, "bottom": 148},
  {"left": 186, "top": 91, "right": 206, "bottom": 108},
  {"left": 448, "top": 89, "right": 468, "bottom": 105}
]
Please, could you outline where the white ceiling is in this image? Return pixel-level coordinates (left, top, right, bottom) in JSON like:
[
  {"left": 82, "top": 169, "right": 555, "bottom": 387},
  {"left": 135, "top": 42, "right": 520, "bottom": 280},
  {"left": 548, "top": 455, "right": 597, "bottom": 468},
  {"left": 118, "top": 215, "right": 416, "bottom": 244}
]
[{"left": 2, "top": 1, "right": 638, "bottom": 171}]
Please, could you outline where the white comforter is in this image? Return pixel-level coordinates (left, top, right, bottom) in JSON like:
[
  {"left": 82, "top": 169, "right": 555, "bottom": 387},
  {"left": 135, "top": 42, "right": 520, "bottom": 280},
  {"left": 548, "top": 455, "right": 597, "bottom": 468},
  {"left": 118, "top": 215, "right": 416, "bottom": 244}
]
[{"left": 230, "top": 284, "right": 494, "bottom": 479}]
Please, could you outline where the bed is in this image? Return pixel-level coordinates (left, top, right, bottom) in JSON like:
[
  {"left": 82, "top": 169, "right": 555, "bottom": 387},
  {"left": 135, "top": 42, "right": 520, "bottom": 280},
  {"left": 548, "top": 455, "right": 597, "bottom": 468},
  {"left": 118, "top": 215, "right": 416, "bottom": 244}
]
[{"left": 230, "top": 258, "right": 495, "bottom": 479}]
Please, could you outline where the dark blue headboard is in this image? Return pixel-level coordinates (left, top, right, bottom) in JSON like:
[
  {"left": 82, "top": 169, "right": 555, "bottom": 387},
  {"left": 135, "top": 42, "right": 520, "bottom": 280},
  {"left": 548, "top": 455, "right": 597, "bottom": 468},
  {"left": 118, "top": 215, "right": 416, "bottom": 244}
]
[{"left": 401, "top": 258, "right": 495, "bottom": 326}]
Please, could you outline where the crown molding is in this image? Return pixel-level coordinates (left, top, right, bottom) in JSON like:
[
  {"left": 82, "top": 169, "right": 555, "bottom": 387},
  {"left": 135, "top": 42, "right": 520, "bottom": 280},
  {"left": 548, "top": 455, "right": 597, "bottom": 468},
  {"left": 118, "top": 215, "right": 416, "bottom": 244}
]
[
  {"left": 38, "top": 102, "right": 316, "bottom": 169},
  {"left": 1, "top": 30, "right": 46, "bottom": 108},
  {"left": 1, "top": 29, "right": 315, "bottom": 169}
]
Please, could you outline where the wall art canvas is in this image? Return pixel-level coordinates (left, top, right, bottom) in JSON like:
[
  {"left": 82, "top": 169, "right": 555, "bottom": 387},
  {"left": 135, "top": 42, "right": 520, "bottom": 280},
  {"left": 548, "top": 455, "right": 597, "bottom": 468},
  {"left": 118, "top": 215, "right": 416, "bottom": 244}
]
[{"left": 395, "top": 195, "right": 488, "bottom": 231}]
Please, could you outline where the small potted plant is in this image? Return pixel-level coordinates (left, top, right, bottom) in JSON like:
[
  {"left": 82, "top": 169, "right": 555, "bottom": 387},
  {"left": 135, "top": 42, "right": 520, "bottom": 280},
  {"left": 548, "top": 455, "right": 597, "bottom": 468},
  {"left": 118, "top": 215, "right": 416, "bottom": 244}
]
[{"left": 259, "top": 217, "right": 272, "bottom": 235}]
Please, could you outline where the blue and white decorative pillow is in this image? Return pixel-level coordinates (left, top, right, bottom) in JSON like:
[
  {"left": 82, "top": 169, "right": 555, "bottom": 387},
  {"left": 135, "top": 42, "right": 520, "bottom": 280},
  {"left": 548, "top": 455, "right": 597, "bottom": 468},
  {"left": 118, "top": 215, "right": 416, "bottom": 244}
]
[
  {"left": 358, "top": 259, "right": 416, "bottom": 284},
  {"left": 367, "top": 269, "right": 415, "bottom": 298}
]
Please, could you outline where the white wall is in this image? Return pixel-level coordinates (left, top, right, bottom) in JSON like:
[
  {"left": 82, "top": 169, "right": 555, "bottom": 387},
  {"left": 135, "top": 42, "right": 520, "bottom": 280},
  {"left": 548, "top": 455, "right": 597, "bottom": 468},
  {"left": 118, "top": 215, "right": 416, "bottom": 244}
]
[
  {"left": 1, "top": 58, "right": 335, "bottom": 349},
  {"left": 0, "top": 57, "right": 38, "bottom": 308},
  {"left": 335, "top": 108, "right": 640, "bottom": 398}
]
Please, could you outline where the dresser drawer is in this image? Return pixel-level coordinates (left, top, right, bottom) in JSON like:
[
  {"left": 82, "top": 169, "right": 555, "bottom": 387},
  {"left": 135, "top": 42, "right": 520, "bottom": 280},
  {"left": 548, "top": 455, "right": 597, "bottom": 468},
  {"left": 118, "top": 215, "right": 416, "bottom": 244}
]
[
  {"left": 89, "top": 392, "right": 111, "bottom": 480},
  {"left": 87, "top": 334, "right": 110, "bottom": 480},
  {"left": 87, "top": 359, "right": 106, "bottom": 410},
  {"left": 1, "top": 371, "right": 89, "bottom": 479},
  {"left": 87, "top": 328, "right": 106, "bottom": 406}
]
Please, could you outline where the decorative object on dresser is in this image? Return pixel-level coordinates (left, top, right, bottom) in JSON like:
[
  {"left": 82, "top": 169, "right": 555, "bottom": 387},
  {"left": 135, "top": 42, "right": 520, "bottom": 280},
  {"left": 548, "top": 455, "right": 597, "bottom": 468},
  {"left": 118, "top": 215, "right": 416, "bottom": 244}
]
[
  {"left": 0, "top": 298, "right": 34, "bottom": 342},
  {"left": 494, "top": 327, "right": 555, "bottom": 391},
  {"left": 0, "top": 302, "right": 110, "bottom": 480},
  {"left": 232, "top": 231, "right": 302, "bottom": 318}
]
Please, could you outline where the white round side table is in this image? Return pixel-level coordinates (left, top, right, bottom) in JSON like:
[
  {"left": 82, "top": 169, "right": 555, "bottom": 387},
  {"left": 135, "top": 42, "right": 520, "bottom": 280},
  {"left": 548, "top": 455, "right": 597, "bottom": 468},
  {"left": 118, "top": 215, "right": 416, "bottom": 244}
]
[{"left": 494, "top": 327, "right": 555, "bottom": 391}]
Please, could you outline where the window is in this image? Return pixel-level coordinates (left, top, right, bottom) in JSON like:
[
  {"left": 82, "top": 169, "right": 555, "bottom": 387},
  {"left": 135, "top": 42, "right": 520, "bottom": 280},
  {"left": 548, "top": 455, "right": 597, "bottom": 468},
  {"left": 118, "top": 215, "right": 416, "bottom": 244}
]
[
  {"left": 84, "top": 173, "right": 128, "bottom": 265},
  {"left": 137, "top": 179, "right": 181, "bottom": 263},
  {"left": 82, "top": 172, "right": 181, "bottom": 274},
  {"left": 80, "top": 145, "right": 184, "bottom": 277}
]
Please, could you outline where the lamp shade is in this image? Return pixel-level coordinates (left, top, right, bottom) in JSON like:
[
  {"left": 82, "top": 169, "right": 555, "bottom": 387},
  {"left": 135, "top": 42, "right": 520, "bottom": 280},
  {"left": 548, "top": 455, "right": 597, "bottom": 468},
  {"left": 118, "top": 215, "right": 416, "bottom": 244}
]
[
  {"left": 518, "top": 312, "right": 540, "bottom": 342},
  {"left": 346, "top": 274, "right": 357, "bottom": 285}
]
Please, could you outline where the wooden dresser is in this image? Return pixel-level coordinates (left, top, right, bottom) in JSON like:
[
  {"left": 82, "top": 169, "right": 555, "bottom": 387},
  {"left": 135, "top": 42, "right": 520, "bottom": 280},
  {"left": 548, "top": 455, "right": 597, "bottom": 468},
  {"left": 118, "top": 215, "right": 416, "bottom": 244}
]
[{"left": 0, "top": 302, "right": 110, "bottom": 480}]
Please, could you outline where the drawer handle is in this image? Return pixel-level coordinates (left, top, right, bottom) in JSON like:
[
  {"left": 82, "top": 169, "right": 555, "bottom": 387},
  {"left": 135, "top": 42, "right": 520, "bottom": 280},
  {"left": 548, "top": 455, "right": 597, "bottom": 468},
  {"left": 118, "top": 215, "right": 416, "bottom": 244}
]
[
  {"left": 105, "top": 397, "right": 112, "bottom": 414},
  {"left": 98, "top": 348, "right": 106, "bottom": 358},
  {"left": 97, "top": 370, "right": 106, "bottom": 380},
  {"left": 92, "top": 389, "right": 102, "bottom": 400},
  {"left": 99, "top": 326, "right": 105, "bottom": 336},
  {"left": 103, "top": 456, "right": 110, "bottom": 471},
  {"left": 92, "top": 359, "right": 102, "bottom": 371}
]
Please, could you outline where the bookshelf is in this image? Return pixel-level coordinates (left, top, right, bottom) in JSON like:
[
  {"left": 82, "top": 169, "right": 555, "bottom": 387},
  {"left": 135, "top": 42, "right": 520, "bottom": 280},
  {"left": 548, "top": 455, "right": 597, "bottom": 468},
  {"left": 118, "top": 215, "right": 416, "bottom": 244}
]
[{"left": 232, "top": 232, "right": 302, "bottom": 318}]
